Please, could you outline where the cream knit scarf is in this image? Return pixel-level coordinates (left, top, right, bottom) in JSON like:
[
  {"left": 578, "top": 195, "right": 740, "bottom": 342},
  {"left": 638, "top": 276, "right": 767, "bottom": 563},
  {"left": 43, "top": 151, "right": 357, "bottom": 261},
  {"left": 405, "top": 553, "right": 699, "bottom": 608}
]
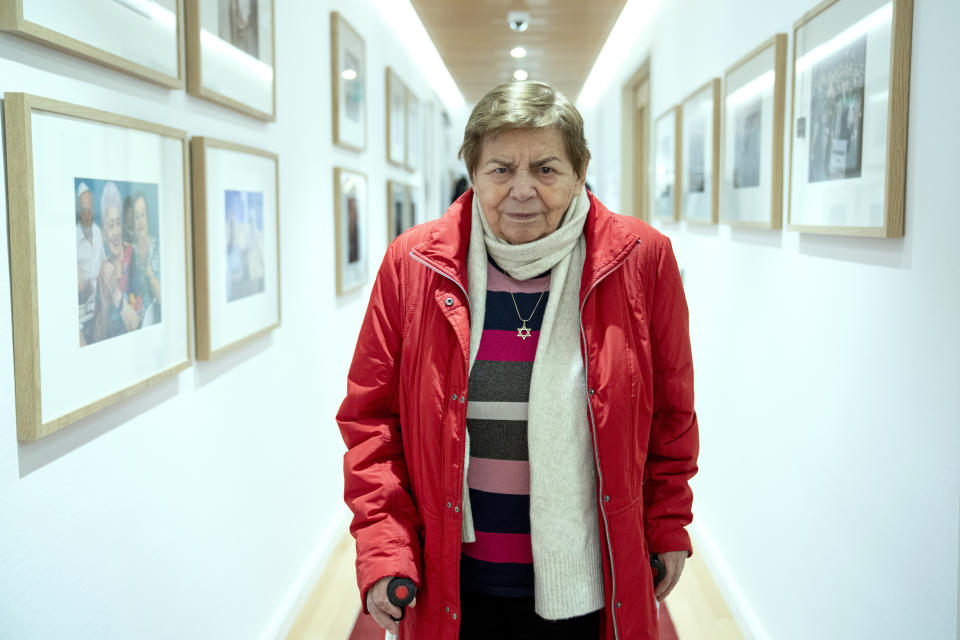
[{"left": 462, "top": 187, "right": 604, "bottom": 620}]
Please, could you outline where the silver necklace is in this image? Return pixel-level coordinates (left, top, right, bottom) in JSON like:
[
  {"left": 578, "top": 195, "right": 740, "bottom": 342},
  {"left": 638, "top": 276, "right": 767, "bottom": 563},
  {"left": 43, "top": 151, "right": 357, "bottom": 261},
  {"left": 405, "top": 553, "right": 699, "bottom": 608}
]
[{"left": 508, "top": 290, "right": 546, "bottom": 340}]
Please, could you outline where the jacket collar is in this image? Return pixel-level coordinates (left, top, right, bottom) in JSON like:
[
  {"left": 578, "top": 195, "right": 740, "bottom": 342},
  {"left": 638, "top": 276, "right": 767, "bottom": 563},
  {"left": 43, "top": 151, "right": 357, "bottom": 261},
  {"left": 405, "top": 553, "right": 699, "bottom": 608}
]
[{"left": 410, "top": 188, "right": 641, "bottom": 298}]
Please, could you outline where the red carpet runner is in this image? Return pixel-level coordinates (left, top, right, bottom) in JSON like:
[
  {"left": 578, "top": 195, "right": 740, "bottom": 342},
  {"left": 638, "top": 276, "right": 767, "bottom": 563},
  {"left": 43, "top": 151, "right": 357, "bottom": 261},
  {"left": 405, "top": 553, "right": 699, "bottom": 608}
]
[{"left": 349, "top": 603, "right": 680, "bottom": 639}]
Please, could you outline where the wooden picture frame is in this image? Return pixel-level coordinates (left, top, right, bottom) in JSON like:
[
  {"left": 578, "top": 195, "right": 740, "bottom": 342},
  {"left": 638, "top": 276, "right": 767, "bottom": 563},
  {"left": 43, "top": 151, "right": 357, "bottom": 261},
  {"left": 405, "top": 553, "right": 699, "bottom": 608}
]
[
  {"left": 3, "top": 93, "right": 192, "bottom": 441},
  {"left": 330, "top": 11, "right": 366, "bottom": 152},
  {"left": 334, "top": 167, "right": 368, "bottom": 295},
  {"left": 387, "top": 179, "right": 409, "bottom": 243},
  {"left": 405, "top": 88, "right": 420, "bottom": 172},
  {"left": 190, "top": 137, "right": 280, "bottom": 360},
  {"left": 0, "top": 0, "right": 184, "bottom": 88},
  {"left": 652, "top": 105, "right": 682, "bottom": 222},
  {"left": 721, "top": 34, "right": 788, "bottom": 229},
  {"left": 681, "top": 78, "right": 721, "bottom": 224},
  {"left": 787, "top": 0, "right": 912, "bottom": 237},
  {"left": 386, "top": 68, "right": 407, "bottom": 167},
  {"left": 185, "top": 0, "right": 276, "bottom": 121}
]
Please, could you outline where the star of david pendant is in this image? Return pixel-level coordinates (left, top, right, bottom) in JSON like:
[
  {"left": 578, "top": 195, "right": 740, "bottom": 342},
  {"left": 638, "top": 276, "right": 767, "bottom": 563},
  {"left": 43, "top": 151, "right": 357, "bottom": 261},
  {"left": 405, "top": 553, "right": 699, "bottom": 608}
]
[{"left": 517, "top": 322, "right": 532, "bottom": 340}]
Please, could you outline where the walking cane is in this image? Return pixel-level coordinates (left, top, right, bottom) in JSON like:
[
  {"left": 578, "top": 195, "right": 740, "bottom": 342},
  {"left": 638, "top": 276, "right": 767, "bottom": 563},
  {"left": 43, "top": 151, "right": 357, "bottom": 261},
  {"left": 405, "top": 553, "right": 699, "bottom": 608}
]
[{"left": 384, "top": 577, "right": 416, "bottom": 640}]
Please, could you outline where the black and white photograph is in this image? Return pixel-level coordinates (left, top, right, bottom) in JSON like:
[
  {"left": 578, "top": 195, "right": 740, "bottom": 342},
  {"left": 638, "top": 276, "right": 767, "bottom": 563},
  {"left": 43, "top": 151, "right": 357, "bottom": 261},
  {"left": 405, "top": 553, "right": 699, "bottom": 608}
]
[
  {"left": 75, "top": 178, "right": 162, "bottom": 347},
  {"left": 653, "top": 107, "right": 679, "bottom": 220},
  {"left": 219, "top": 0, "right": 259, "bottom": 59},
  {"left": 687, "top": 115, "right": 706, "bottom": 193},
  {"left": 733, "top": 97, "right": 762, "bottom": 189},
  {"left": 808, "top": 34, "right": 866, "bottom": 183}
]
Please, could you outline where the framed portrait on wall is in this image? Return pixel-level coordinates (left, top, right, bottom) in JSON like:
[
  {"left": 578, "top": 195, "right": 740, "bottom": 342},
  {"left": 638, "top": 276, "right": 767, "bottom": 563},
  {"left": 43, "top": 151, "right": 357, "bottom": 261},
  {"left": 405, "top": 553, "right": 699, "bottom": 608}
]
[
  {"left": 652, "top": 106, "right": 681, "bottom": 222},
  {"left": 386, "top": 68, "right": 407, "bottom": 167},
  {"left": 387, "top": 180, "right": 412, "bottom": 242},
  {"left": 0, "top": 0, "right": 183, "bottom": 87},
  {"left": 190, "top": 137, "right": 279, "bottom": 360},
  {"left": 330, "top": 11, "right": 366, "bottom": 152},
  {"left": 407, "top": 184, "right": 421, "bottom": 227},
  {"left": 722, "top": 34, "right": 788, "bottom": 229},
  {"left": 681, "top": 78, "right": 721, "bottom": 224},
  {"left": 3, "top": 93, "right": 191, "bottom": 441},
  {"left": 185, "top": 0, "right": 276, "bottom": 120},
  {"left": 334, "top": 168, "right": 368, "bottom": 295},
  {"left": 788, "top": 0, "right": 912, "bottom": 237},
  {"left": 405, "top": 89, "right": 421, "bottom": 172}
]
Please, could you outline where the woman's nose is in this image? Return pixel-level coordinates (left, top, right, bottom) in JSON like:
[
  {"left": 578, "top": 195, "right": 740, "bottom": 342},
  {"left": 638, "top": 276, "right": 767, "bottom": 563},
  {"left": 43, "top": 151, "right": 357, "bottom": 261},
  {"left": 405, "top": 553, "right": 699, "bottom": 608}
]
[{"left": 508, "top": 171, "right": 537, "bottom": 200}]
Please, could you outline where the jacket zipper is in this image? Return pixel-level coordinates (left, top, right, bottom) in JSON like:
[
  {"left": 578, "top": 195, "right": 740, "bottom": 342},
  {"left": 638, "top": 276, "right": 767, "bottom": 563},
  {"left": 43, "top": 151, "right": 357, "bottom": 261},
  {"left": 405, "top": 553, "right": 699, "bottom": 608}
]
[
  {"left": 409, "top": 249, "right": 471, "bottom": 622},
  {"left": 579, "top": 238, "right": 641, "bottom": 640}
]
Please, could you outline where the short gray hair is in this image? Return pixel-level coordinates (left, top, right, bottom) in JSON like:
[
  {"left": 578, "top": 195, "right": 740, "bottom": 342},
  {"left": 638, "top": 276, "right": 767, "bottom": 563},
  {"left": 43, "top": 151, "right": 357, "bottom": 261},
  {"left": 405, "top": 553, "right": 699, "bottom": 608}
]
[
  {"left": 100, "top": 181, "right": 122, "bottom": 216},
  {"left": 458, "top": 80, "right": 590, "bottom": 180}
]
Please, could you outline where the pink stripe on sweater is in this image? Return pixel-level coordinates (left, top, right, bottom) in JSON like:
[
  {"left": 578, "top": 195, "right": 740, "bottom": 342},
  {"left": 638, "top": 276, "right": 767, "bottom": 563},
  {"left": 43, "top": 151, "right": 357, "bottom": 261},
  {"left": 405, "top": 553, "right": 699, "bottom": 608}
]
[
  {"left": 475, "top": 329, "right": 539, "bottom": 361},
  {"left": 468, "top": 458, "right": 530, "bottom": 495},
  {"left": 486, "top": 263, "right": 550, "bottom": 294},
  {"left": 461, "top": 531, "right": 533, "bottom": 564}
]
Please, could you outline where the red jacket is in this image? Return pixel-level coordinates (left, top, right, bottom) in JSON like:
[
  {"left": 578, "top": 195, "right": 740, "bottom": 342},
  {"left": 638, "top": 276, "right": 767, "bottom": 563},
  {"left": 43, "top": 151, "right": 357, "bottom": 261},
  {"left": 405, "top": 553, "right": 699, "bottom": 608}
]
[{"left": 337, "top": 191, "right": 698, "bottom": 639}]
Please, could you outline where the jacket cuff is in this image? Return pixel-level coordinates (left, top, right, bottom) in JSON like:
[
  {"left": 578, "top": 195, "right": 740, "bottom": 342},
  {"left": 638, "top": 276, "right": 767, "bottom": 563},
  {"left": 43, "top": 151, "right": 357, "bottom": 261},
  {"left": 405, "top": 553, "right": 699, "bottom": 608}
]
[{"left": 645, "top": 526, "right": 692, "bottom": 558}]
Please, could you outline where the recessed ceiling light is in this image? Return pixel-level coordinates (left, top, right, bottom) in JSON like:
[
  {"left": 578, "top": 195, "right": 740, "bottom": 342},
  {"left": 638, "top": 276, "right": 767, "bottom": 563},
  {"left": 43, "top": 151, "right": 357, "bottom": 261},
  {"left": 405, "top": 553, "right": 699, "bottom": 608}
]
[
  {"left": 342, "top": 69, "right": 357, "bottom": 81},
  {"left": 513, "top": 69, "right": 529, "bottom": 81},
  {"left": 510, "top": 47, "right": 527, "bottom": 58}
]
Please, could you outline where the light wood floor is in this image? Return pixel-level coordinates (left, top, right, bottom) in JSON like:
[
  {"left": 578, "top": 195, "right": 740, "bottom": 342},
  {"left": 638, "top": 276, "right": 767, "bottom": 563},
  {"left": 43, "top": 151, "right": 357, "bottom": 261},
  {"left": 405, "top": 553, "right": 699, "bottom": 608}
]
[{"left": 286, "top": 531, "right": 744, "bottom": 640}]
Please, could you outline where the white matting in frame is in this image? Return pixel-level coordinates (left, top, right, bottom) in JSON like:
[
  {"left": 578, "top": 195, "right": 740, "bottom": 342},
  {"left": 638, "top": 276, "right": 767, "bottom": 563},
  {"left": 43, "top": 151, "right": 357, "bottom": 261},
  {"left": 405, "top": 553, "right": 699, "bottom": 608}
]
[
  {"left": 2, "top": 0, "right": 182, "bottom": 86},
  {"left": 682, "top": 78, "right": 720, "bottom": 224},
  {"left": 722, "top": 34, "right": 787, "bottom": 229},
  {"left": 788, "top": 0, "right": 912, "bottom": 237},
  {"left": 386, "top": 68, "right": 407, "bottom": 167},
  {"left": 405, "top": 89, "right": 420, "bottom": 172},
  {"left": 192, "top": 138, "right": 279, "bottom": 360},
  {"left": 331, "top": 11, "right": 366, "bottom": 152},
  {"left": 4, "top": 93, "right": 190, "bottom": 441},
  {"left": 334, "top": 168, "right": 368, "bottom": 295},
  {"left": 187, "top": 0, "right": 275, "bottom": 120},
  {"left": 652, "top": 106, "right": 681, "bottom": 222}
]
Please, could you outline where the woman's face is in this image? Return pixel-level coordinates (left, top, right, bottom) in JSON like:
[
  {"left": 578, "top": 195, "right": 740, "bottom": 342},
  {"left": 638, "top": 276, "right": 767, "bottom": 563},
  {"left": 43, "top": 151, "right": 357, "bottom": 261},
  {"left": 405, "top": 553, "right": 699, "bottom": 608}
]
[
  {"left": 472, "top": 127, "right": 585, "bottom": 244},
  {"left": 134, "top": 197, "right": 149, "bottom": 239},
  {"left": 103, "top": 207, "right": 123, "bottom": 259}
]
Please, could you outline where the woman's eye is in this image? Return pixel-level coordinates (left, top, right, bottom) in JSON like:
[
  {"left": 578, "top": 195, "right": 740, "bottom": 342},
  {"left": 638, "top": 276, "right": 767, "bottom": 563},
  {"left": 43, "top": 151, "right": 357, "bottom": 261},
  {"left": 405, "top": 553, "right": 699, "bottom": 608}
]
[
  {"left": 539, "top": 166, "right": 554, "bottom": 175},
  {"left": 493, "top": 167, "right": 508, "bottom": 175}
]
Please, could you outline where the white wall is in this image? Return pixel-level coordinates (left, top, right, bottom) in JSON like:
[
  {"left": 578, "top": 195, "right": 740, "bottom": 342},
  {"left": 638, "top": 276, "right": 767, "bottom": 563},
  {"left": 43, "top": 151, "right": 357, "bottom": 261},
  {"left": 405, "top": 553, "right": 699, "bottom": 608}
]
[
  {"left": 581, "top": 0, "right": 960, "bottom": 638},
  {"left": 0, "top": 2, "right": 461, "bottom": 638}
]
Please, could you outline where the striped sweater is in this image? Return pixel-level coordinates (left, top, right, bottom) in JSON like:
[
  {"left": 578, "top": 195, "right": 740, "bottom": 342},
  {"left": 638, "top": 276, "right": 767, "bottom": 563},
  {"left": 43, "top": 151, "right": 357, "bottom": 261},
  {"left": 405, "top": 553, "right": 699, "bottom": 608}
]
[{"left": 460, "top": 258, "right": 550, "bottom": 597}]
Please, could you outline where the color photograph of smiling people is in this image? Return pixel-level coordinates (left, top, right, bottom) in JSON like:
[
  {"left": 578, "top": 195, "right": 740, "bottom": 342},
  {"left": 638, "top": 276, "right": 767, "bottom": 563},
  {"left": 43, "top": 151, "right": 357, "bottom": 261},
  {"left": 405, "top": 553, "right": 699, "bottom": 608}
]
[
  {"left": 76, "top": 178, "right": 162, "bottom": 347},
  {"left": 338, "top": 80, "right": 699, "bottom": 639}
]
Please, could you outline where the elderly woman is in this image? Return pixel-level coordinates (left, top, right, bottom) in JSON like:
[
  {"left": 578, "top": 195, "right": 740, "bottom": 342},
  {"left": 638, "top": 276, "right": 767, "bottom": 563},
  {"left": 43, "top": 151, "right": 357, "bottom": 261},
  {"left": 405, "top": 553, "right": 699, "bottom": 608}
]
[
  {"left": 338, "top": 81, "right": 698, "bottom": 640},
  {"left": 132, "top": 191, "right": 162, "bottom": 326},
  {"left": 89, "top": 181, "right": 141, "bottom": 344}
]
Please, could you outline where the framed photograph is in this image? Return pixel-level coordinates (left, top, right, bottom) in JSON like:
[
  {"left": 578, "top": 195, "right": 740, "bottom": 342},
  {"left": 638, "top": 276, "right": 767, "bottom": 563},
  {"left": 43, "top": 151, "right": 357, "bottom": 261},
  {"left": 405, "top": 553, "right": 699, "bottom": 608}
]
[
  {"left": 334, "top": 168, "right": 368, "bottom": 295},
  {"left": 386, "top": 68, "right": 407, "bottom": 167},
  {"left": 407, "top": 184, "right": 421, "bottom": 227},
  {"left": 681, "top": 78, "right": 721, "bottom": 224},
  {"left": 788, "top": 0, "right": 912, "bottom": 237},
  {"left": 3, "top": 93, "right": 191, "bottom": 441},
  {"left": 652, "top": 106, "right": 681, "bottom": 222},
  {"left": 185, "top": 0, "right": 275, "bottom": 120},
  {"left": 405, "top": 89, "right": 421, "bottom": 172},
  {"left": 387, "top": 180, "right": 411, "bottom": 243},
  {"left": 0, "top": 0, "right": 183, "bottom": 87},
  {"left": 330, "top": 11, "right": 366, "bottom": 152},
  {"left": 190, "top": 137, "right": 279, "bottom": 360},
  {"left": 722, "top": 34, "right": 788, "bottom": 229}
]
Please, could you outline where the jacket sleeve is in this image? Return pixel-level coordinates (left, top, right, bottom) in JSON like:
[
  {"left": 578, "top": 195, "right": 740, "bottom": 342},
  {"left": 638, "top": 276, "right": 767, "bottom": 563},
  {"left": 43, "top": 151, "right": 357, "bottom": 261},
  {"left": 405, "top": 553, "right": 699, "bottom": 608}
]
[
  {"left": 643, "top": 236, "right": 699, "bottom": 556},
  {"left": 336, "top": 243, "right": 422, "bottom": 609}
]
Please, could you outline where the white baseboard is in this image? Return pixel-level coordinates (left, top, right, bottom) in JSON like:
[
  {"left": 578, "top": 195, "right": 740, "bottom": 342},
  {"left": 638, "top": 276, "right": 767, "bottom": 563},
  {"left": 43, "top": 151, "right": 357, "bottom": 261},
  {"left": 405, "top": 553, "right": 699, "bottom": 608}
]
[
  {"left": 261, "top": 508, "right": 354, "bottom": 640},
  {"left": 689, "top": 518, "right": 769, "bottom": 640}
]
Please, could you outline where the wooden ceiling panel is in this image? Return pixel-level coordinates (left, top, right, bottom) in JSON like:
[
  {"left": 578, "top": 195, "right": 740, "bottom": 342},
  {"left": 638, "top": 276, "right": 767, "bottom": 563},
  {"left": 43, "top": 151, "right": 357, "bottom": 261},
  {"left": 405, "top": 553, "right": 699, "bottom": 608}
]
[{"left": 410, "top": 0, "right": 627, "bottom": 103}]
